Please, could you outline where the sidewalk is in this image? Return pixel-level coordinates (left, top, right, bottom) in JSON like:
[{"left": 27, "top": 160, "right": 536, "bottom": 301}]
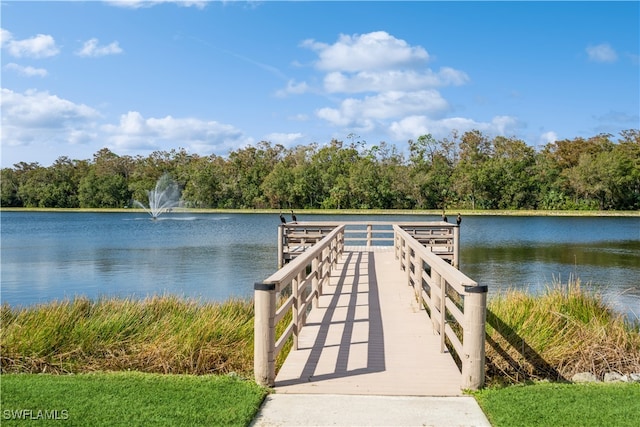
[{"left": 250, "top": 394, "right": 492, "bottom": 427}]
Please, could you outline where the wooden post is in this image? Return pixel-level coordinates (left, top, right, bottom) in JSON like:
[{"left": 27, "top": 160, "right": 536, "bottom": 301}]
[
  {"left": 462, "top": 284, "right": 488, "bottom": 390},
  {"left": 312, "top": 255, "right": 320, "bottom": 309},
  {"left": 430, "top": 270, "right": 440, "bottom": 330},
  {"left": 453, "top": 225, "right": 460, "bottom": 269},
  {"left": 404, "top": 239, "right": 412, "bottom": 286},
  {"left": 415, "top": 255, "right": 424, "bottom": 309},
  {"left": 292, "top": 274, "right": 299, "bottom": 351},
  {"left": 394, "top": 229, "right": 399, "bottom": 260},
  {"left": 439, "top": 275, "right": 446, "bottom": 353},
  {"left": 254, "top": 282, "right": 276, "bottom": 386},
  {"left": 322, "top": 246, "right": 329, "bottom": 288},
  {"left": 367, "top": 224, "right": 372, "bottom": 247},
  {"left": 277, "top": 225, "right": 284, "bottom": 269}
]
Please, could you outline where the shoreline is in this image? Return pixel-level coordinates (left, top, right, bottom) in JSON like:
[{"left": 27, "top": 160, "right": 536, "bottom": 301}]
[{"left": 2, "top": 207, "right": 639, "bottom": 217}]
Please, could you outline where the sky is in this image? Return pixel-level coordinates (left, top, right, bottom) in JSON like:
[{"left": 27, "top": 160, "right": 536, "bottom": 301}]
[{"left": 1, "top": 1, "right": 638, "bottom": 168}]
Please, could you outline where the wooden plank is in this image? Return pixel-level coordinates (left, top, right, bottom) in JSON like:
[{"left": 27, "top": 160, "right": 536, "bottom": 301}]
[{"left": 274, "top": 248, "right": 462, "bottom": 396}]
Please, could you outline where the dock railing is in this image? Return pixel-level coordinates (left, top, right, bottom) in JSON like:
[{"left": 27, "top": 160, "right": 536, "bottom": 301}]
[
  {"left": 254, "top": 225, "right": 345, "bottom": 386},
  {"left": 256, "top": 221, "right": 486, "bottom": 390},
  {"left": 279, "top": 221, "right": 458, "bottom": 267},
  {"left": 394, "top": 225, "right": 487, "bottom": 389}
]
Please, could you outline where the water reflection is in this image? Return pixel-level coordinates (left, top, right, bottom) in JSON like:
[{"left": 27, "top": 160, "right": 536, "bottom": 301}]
[{"left": 1, "top": 212, "right": 638, "bottom": 319}]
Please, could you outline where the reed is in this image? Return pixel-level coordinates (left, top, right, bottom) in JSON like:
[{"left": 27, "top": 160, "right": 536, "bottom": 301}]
[
  {"left": 0, "top": 296, "right": 256, "bottom": 376},
  {"left": 485, "top": 279, "right": 640, "bottom": 384},
  {"left": 3, "top": 285, "right": 638, "bottom": 385}
]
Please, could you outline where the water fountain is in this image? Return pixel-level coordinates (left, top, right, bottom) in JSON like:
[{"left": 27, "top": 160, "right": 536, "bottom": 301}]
[{"left": 133, "top": 173, "right": 182, "bottom": 219}]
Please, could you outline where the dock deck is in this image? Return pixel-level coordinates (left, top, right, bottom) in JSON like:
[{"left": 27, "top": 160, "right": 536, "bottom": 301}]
[{"left": 273, "top": 247, "right": 463, "bottom": 396}]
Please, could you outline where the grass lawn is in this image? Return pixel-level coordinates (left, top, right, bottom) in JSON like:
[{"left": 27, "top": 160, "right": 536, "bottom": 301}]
[
  {"left": 4, "top": 373, "right": 640, "bottom": 426},
  {"left": 0, "top": 372, "right": 268, "bottom": 427},
  {"left": 474, "top": 382, "right": 640, "bottom": 427}
]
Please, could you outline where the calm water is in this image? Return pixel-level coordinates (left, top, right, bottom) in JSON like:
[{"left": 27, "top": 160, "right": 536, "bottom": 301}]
[{"left": 1, "top": 212, "right": 639, "bottom": 319}]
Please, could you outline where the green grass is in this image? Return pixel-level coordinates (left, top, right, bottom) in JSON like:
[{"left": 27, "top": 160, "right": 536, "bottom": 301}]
[
  {"left": 474, "top": 382, "right": 640, "bottom": 427},
  {"left": 0, "top": 372, "right": 268, "bottom": 427}
]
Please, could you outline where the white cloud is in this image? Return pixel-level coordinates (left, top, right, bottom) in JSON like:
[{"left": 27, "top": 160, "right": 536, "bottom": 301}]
[
  {"left": 389, "top": 115, "right": 519, "bottom": 141},
  {"left": 0, "top": 28, "right": 12, "bottom": 46},
  {"left": 105, "top": 0, "right": 207, "bottom": 9},
  {"left": 586, "top": 43, "right": 618, "bottom": 63},
  {"left": 76, "top": 38, "right": 123, "bottom": 57},
  {"left": 302, "top": 31, "right": 429, "bottom": 72},
  {"left": 317, "top": 90, "right": 449, "bottom": 130},
  {"left": 0, "top": 88, "right": 252, "bottom": 161},
  {"left": 540, "top": 131, "right": 558, "bottom": 144},
  {"left": 1, "top": 88, "right": 100, "bottom": 147},
  {"left": 4, "top": 63, "right": 48, "bottom": 77},
  {"left": 275, "top": 79, "right": 309, "bottom": 97},
  {"left": 288, "top": 113, "right": 309, "bottom": 122},
  {"left": 102, "top": 111, "right": 251, "bottom": 154},
  {"left": 264, "top": 132, "right": 304, "bottom": 146},
  {"left": 294, "top": 31, "right": 481, "bottom": 141},
  {"left": 1, "top": 29, "right": 59, "bottom": 58},
  {"left": 323, "top": 68, "right": 469, "bottom": 94}
]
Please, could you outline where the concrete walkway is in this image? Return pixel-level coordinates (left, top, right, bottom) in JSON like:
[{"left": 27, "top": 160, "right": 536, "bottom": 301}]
[{"left": 250, "top": 394, "right": 491, "bottom": 427}]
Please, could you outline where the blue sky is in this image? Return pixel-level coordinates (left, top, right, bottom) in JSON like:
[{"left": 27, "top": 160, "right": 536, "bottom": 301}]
[{"left": 1, "top": 1, "right": 638, "bottom": 167}]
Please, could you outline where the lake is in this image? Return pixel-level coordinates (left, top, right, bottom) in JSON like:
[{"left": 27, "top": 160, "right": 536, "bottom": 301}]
[{"left": 1, "top": 211, "right": 638, "bottom": 319}]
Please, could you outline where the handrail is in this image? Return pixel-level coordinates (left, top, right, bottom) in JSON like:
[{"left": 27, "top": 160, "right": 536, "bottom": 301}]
[
  {"left": 394, "top": 225, "right": 487, "bottom": 390},
  {"left": 254, "top": 225, "right": 345, "bottom": 386},
  {"left": 279, "top": 221, "right": 458, "bottom": 267},
  {"left": 255, "top": 221, "right": 485, "bottom": 390}
]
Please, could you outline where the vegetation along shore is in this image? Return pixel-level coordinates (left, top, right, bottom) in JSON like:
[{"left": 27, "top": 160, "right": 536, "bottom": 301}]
[
  {"left": 2, "top": 283, "right": 638, "bottom": 381},
  {"left": 2, "top": 282, "right": 639, "bottom": 426},
  {"left": 2, "top": 129, "right": 638, "bottom": 211}
]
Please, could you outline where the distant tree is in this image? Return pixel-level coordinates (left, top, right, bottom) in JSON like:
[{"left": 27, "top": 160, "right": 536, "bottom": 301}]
[
  {"left": 1, "top": 167, "right": 21, "bottom": 207},
  {"left": 452, "top": 130, "right": 492, "bottom": 209},
  {"left": 483, "top": 136, "right": 538, "bottom": 209},
  {"left": 3, "top": 129, "right": 639, "bottom": 210},
  {"left": 180, "top": 155, "right": 225, "bottom": 208},
  {"left": 261, "top": 160, "right": 296, "bottom": 208},
  {"left": 78, "top": 170, "right": 130, "bottom": 208}
]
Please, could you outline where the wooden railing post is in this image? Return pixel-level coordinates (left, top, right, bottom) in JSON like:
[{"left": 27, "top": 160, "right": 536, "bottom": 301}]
[
  {"left": 366, "top": 224, "right": 372, "bottom": 247},
  {"left": 312, "top": 255, "right": 320, "bottom": 309},
  {"left": 277, "top": 225, "right": 284, "bottom": 269},
  {"left": 461, "top": 284, "right": 488, "bottom": 390},
  {"left": 430, "top": 269, "right": 441, "bottom": 336},
  {"left": 415, "top": 255, "right": 424, "bottom": 309},
  {"left": 453, "top": 225, "right": 460, "bottom": 269},
  {"left": 439, "top": 275, "right": 447, "bottom": 353},
  {"left": 254, "top": 282, "right": 276, "bottom": 386},
  {"left": 292, "top": 272, "right": 300, "bottom": 350},
  {"left": 394, "top": 229, "right": 399, "bottom": 260}
]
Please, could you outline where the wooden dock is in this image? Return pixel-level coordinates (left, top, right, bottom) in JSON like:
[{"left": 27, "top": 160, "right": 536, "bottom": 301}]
[
  {"left": 274, "top": 247, "right": 462, "bottom": 396},
  {"left": 254, "top": 222, "right": 487, "bottom": 395}
]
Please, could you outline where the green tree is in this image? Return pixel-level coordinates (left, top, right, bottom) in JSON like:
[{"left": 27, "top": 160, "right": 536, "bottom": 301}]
[
  {"left": 1, "top": 167, "right": 21, "bottom": 207},
  {"left": 452, "top": 130, "right": 492, "bottom": 209},
  {"left": 261, "top": 160, "right": 296, "bottom": 208},
  {"left": 180, "top": 155, "right": 225, "bottom": 208},
  {"left": 483, "top": 136, "right": 538, "bottom": 209},
  {"left": 78, "top": 170, "right": 130, "bottom": 208},
  {"left": 221, "top": 142, "right": 284, "bottom": 208}
]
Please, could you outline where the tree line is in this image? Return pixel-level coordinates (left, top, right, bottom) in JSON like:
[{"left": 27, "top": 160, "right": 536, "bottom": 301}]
[{"left": 2, "top": 129, "right": 639, "bottom": 211}]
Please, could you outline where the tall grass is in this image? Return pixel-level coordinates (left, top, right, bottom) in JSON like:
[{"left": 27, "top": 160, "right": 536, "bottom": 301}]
[
  {"left": 3, "top": 282, "right": 639, "bottom": 385},
  {"left": 1, "top": 296, "right": 256, "bottom": 376},
  {"left": 485, "top": 279, "right": 640, "bottom": 384}
]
